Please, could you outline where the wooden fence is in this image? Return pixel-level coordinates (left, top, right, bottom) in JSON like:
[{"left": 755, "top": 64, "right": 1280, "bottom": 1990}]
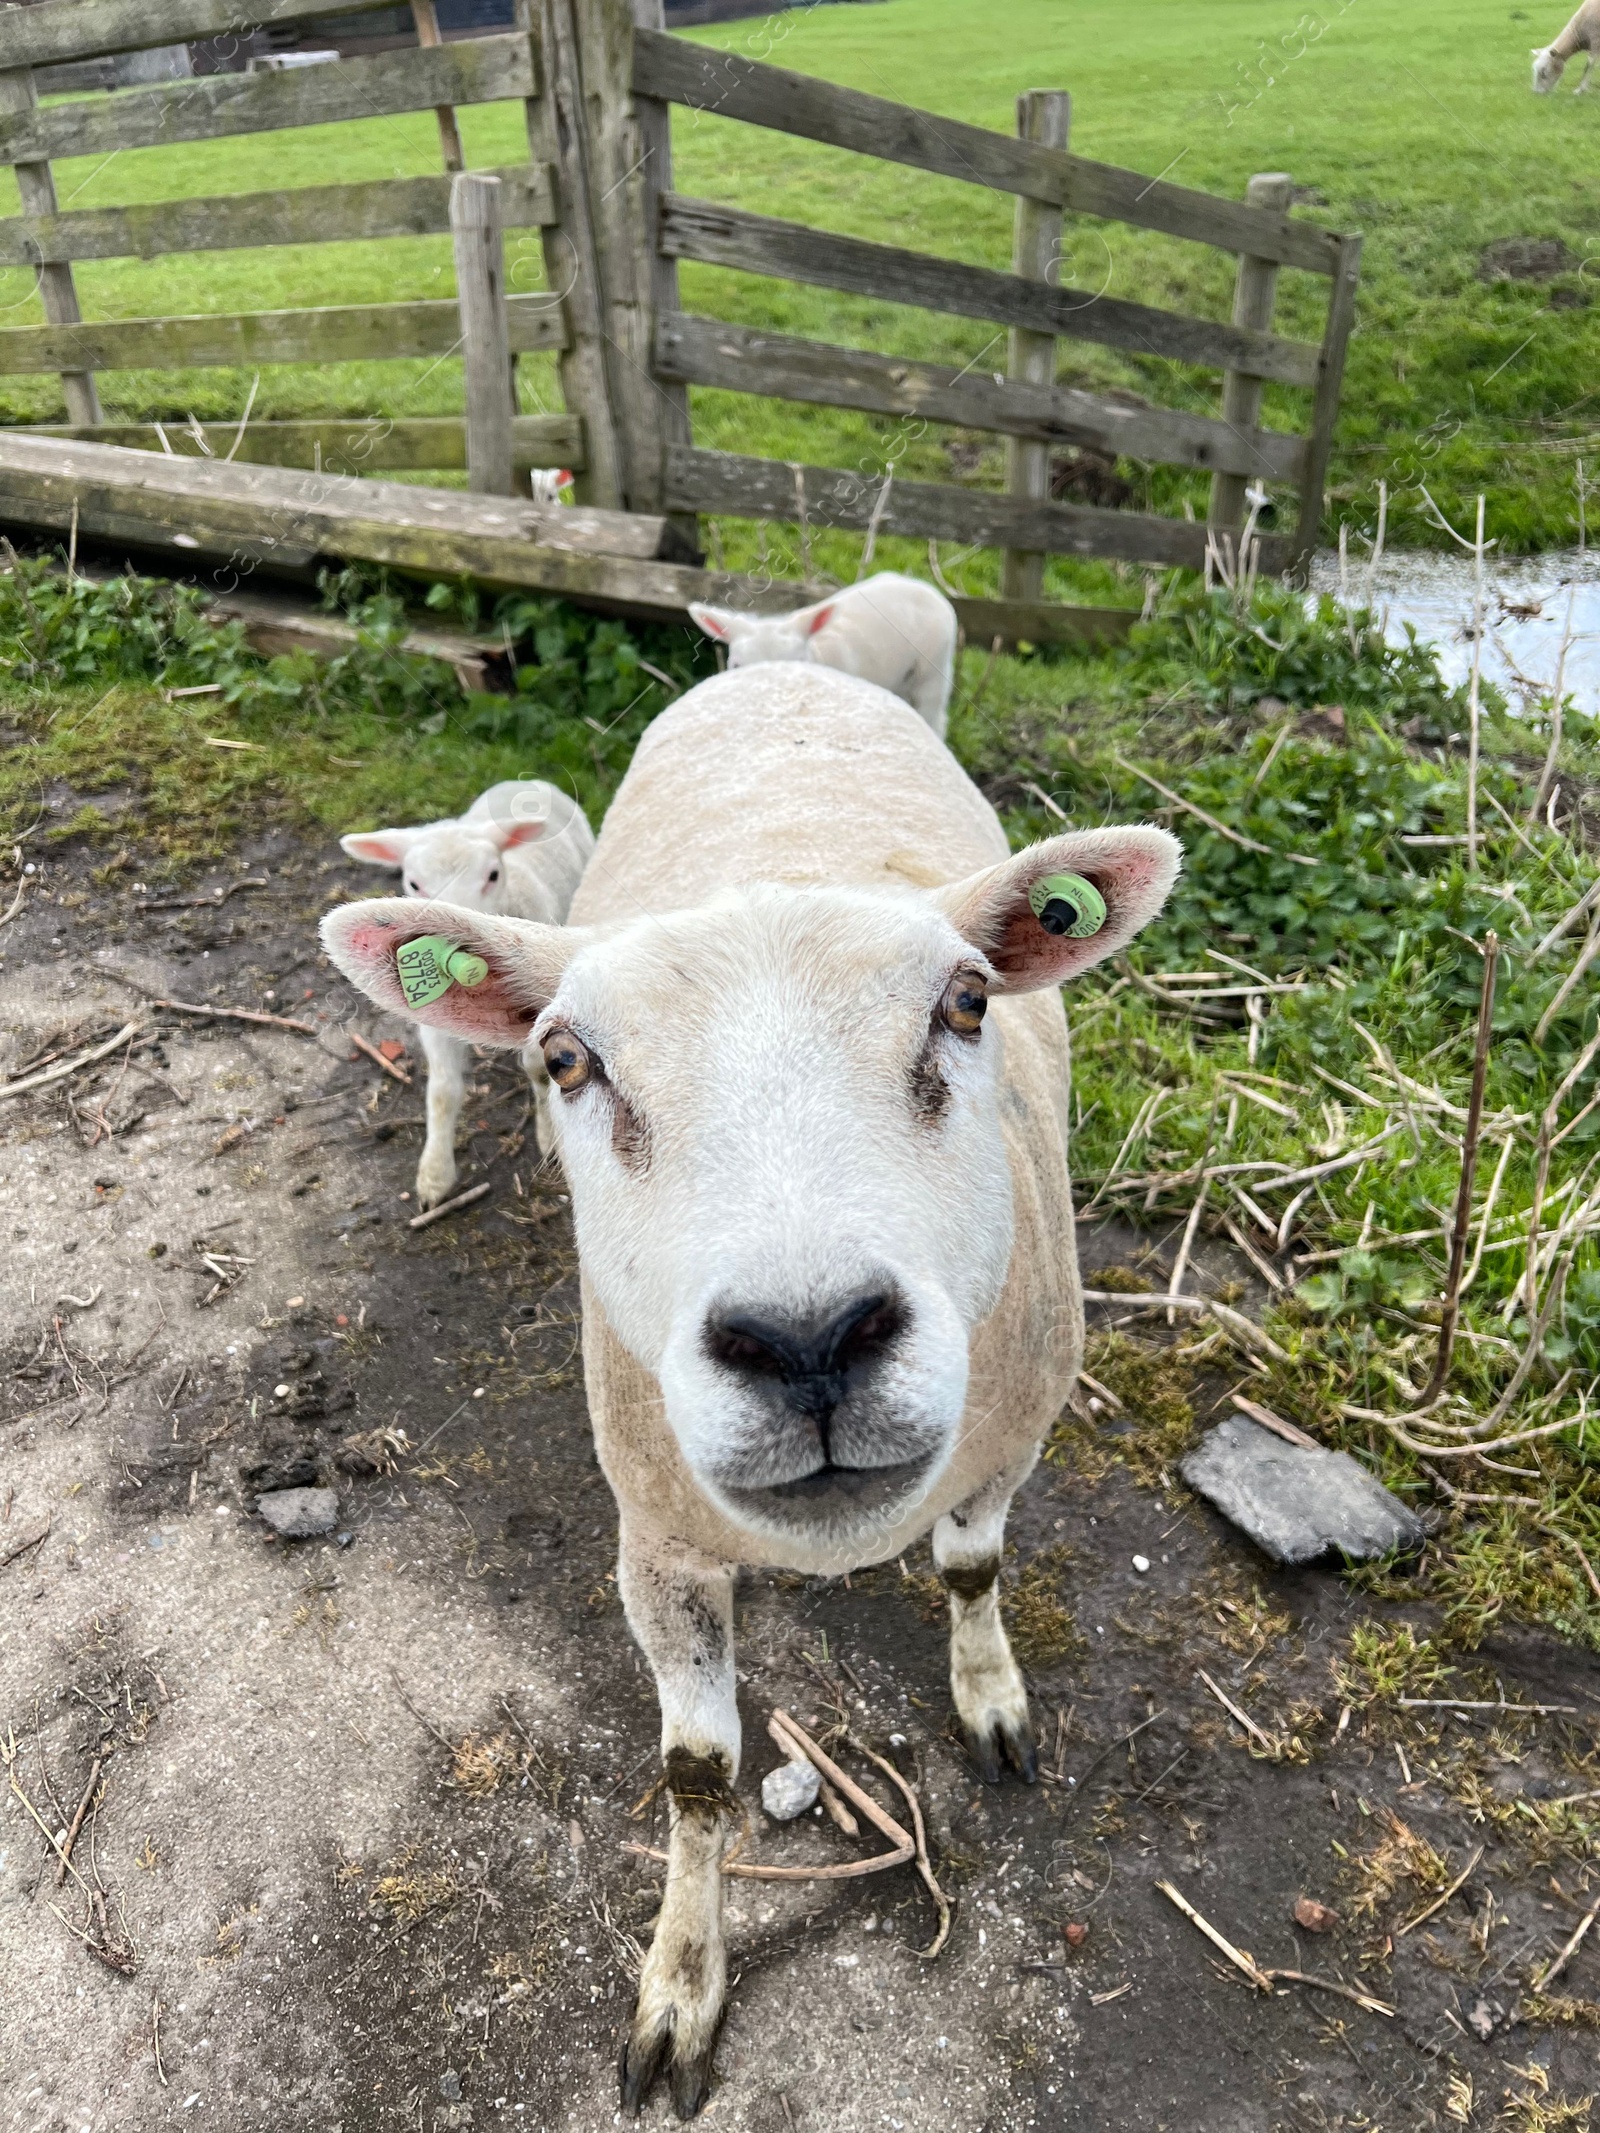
[{"left": 0, "top": 0, "right": 1362, "bottom": 641}]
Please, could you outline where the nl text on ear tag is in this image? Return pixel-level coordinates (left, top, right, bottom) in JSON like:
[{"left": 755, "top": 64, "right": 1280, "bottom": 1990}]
[
  {"left": 396, "top": 935, "right": 489, "bottom": 1009},
  {"left": 1029, "top": 873, "right": 1107, "bottom": 940}
]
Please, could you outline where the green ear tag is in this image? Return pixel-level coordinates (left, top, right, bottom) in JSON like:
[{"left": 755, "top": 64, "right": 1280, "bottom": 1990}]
[
  {"left": 1028, "top": 872, "right": 1107, "bottom": 940},
  {"left": 396, "top": 935, "right": 489, "bottom": 1009}
]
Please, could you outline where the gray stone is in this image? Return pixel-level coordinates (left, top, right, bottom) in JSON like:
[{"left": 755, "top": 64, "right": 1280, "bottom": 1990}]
[
  {"left": 761, "top": 1755, "right": 821, "bottom": 1821},
  {"left": 256, "top": 1486, "right": 339, "bottom": 1539},
  {"left": 1180, "top": 1417, "right": 1424, "bottom": 1566}
]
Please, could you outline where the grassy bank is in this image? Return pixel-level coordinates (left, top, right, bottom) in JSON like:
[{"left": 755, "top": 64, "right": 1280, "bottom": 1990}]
[
  {"left": 2, "top": 0, "right": 1597, "bottom": 558},
  {"left": 2, "top": 556, "right": 1598, "bottom": 1648}
]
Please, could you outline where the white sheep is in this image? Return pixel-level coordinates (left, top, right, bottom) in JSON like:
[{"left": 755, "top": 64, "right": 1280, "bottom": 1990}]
[
  {"left": 323, "top": 664, "right": 1177, "bottom": 2112},
  {"left": 688, "top": 571, "right": 958, "bottom": 736},
  {"left": 1534, "top": 0, "right": 1600, "bottom": 88},
  {"left": 340, "top": 780, "right": 594, "bottom": 1205}
]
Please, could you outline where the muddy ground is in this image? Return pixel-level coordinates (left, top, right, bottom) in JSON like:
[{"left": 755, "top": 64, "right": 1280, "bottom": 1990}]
[{"left": 2, "top": 819, "right": 1597, "bottom": 2133}]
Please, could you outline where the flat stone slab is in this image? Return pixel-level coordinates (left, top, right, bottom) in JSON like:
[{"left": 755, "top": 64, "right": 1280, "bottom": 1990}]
[
  {"left": 256, "top": 1485, "right": 339, "bottom": 1539},
  {"left": 1181, "top": 1416, "right": 1424, "bottom": 1566}
]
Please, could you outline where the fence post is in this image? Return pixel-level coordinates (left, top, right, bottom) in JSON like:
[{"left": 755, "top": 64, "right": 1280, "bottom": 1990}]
[
  {"left": 625, "top": 0, "right": 697, "bottom": 554},
  {"left": 513, "top": 0, "right": 628, "bottom": 510},
  {"left": 1207, "top": 171, "right": 1293, "bottom": 547},
  {"left": 0, "top": 64, "right": 101, "bottom": 427},
  {"left": 451, "top": 172, "right": 516, "bottom": 496},
  {"left": 1289, "top": 230, "right": 1362, "bottom": 579},
  {"left": 410, "top": 0, "right": 466, "bottom": 173},
  {"left": 1000, "top": 89, "right": 1069, "bottom": 607},
  {"left": 549, "top": 0, "right": 688, "bottom": 539}
]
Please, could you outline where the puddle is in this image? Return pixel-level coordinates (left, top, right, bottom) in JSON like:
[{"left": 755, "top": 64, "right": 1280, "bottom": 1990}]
[{"left": 1310, "top": 547, "right": 1600, "bottom": 714}]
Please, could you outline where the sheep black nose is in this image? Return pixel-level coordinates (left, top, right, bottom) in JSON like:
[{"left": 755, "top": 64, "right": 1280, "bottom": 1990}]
[{"left": 707, "top": 1290, "right": 905, "bottom": 1430}]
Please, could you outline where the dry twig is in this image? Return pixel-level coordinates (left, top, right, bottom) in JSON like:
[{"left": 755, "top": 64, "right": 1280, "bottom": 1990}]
[
  {"left": 408, "top": 1182, "right": 492, "bottom": 1230},
  {"left": 1156, "top": 1879, "right": 1274, "bottom": 1992},
  {"left": 1421, "top": 934, "right": 1498, "bottom": 1405},
  {"left": 1395, "top": 1843, "right": 1484, "bottom": 1939}
]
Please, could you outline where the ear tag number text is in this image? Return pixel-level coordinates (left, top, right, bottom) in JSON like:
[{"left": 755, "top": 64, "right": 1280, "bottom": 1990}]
[{"left": 396, "top": 935, "right": 490, "bottom": 1008}]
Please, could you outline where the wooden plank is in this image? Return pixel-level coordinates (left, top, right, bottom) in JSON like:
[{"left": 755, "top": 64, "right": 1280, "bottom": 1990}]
[
  {"left": 4, "top": 439, "right": 1131, "bottom": 641},
  {"left": 547, "top": 0, "right": 680, "bottom": 523},
  {"left": 0, "top": 296, "right": 566, "bottom": 378},
  {"left": 658, "top": 197, "right": 1322, "bottom": 388},
  {"left": 26, "top": 415, "right": 585, "bottom": 473},
  {"left": 628, "top": 0, "right": 696, "bottom": 549},
  {"left": 0, "top": 63, "right": 99, "bottom": 424},
  {"left": 0, "top": 435, "right": 783, "bottom": 614},
  {"left": 653, "top": 314, "right": 1307, "bottom": 483},
  {"left": 663, "top": 443, "right": 1291, "bottom": 573},
  {"left": 410, "top": 0, "right": 467, "bottom": 175},
  {"left": 201, "top": 584, "right": 499, "bottom": 686},
  {"left": 631, "top": 29, "right": 1339, "bottom": 277},
  {"left": 952, "top": 595, "right": 1134, "bottom": 649},
  {"left": 0, "top": 433, "right": 661, "bottom": 557},
  {"left": 1002, "top": 89, "right": 1069, "bottom": 605},
  {"left": 452, "top": 172, "right": 516, "bottom": 495},
  {"left": 3, "top": 0, "right": 405, "bottom": 71},
  {"left": 1209, "top": 174, "right": 1293, "bottom": 539},
  {"left": 0, "top": 38, "right": 537, "bottom": 166},
  {"left": 1290, "top": 232, "right": 1362, "bottom": 574},
  {"left": 0, "top": 165, "right": 556, "bottom": 268},
  {"left": 517, "top": 0, "right": 627, "bottom": 511}
]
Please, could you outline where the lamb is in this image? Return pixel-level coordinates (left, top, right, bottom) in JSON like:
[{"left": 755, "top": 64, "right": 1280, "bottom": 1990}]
[
  {"left": 688, "top": 570, "right": 959, "bottom": 736},
  {"left": 339, "top": 779, "right": 594, "bottom": 1206},
  {"left": 1533, "top": 0, "right": 1600, "bottom": 89},
  {"left": 322, "top": 665, "right": 1177, "bottom": 2117}
]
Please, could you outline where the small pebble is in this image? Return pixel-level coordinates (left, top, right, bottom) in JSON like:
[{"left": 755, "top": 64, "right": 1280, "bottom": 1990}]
[
  {"left": 1132, "top": 1554, "right": 1151, "bottom": 1573},
  {"left": 761, "top": 1755, "right": 820, "bottom": 1821}
]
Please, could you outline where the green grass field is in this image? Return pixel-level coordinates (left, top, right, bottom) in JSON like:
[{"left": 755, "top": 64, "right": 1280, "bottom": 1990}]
[{"left": 3, "top": 0, "right": 1598, "bottom": 562}]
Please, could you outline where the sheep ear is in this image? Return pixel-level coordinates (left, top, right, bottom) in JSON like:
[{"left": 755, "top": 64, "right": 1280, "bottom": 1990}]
[
  {"left": 490, "top": 817, "right": 546, "bottom": 852},
  {"left": 321, "top": 898, "right": 581, "bottom": 1046},
  {"left": 688, "top": 602, "right": 744, "bottom": 642},
  {"left": 933, "top": 827, "right": 1181, "bottom": 991},
  {"left": 340, "top": 830, "right": 413, "bottom": 868},
  {"left": 805, "top": 601, "right": 836, "bottom": 637}
]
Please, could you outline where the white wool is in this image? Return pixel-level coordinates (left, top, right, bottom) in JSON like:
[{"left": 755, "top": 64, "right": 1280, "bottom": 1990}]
[
  {"left": 339, "top": 779, "right": 594, "bottom": 1205},
  {"left": 688, "top": 571, "right": 958, "bottom": 735}
]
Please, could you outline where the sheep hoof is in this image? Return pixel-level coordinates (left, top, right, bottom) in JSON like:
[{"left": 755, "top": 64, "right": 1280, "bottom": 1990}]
[
  {"left": 965, "top": 1712, "right": 1039, "bottom": 1787},
  {"left": 618, "top": 2011, "right": 716, "bottom": 2120}
]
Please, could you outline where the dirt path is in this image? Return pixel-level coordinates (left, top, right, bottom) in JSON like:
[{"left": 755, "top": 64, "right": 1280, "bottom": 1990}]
[{"left": 2, "top": 827, "right": 1597, "bottom": 2133}]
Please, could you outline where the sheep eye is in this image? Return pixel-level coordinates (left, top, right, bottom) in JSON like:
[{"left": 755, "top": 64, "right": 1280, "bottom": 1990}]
[
  {"left": 542, "top": 1030, "right": 593, "bottom": 1093},
  {"left": 939, "top": 972, "right": 988, "bottom": 1038},
  {"left": 406, "top": 879, "right": 421, "bottom": 894}
]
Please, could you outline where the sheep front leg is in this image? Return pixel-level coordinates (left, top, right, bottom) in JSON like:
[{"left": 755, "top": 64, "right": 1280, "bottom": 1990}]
[
  {"left": 934, "top": 1454, "right": 1039, "bottom": 1784},
  {"left": 1576, "top": 51, "right": 1596, "bottom": 89},
  {"left": 617, "top": 1527, "right": 738, "bottom": 2121},
  {"left": 415, "top": 1023, "right": 467, "bottom": 1209}
]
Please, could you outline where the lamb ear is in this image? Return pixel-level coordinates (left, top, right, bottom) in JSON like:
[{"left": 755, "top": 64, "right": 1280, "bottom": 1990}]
[
  {"left": 491, "top": 817, "right": 546, "bottom": 851},
  {"left": 687, "top": 602, "right": 744, "bottom": 643},
  {"left": 933, "top": 827, "right": 1182, "bottom": 991},
  {"left": 319, "top": 897, "right": 580, "bottom": 1046},
  {"left": 805, "top": 601, "right": 836, "bottom": 637},
  {"left": 340, "top": 830, "right": 414, "bottom": 868}
]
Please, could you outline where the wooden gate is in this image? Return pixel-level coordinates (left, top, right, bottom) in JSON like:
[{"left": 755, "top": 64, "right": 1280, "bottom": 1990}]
[{"left": 0, "top": 0, "right": 1361, "bottom": 642}]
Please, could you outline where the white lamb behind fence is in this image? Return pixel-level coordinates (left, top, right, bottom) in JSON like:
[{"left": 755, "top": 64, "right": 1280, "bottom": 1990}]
[
  {"left": 688, "top": 571, "right": 959, "bottom": 735},
  {"left": 1533, "top": 0, "right": 1600, "bottom": 89},
  {"left": 340, "top": 780, "right": 595, "bottom": 1206}
]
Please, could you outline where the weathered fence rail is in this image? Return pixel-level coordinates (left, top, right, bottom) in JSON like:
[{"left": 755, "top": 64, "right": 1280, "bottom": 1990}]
[{"left": 0, "top": 0, "right": 1362, "bottom": 640}]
